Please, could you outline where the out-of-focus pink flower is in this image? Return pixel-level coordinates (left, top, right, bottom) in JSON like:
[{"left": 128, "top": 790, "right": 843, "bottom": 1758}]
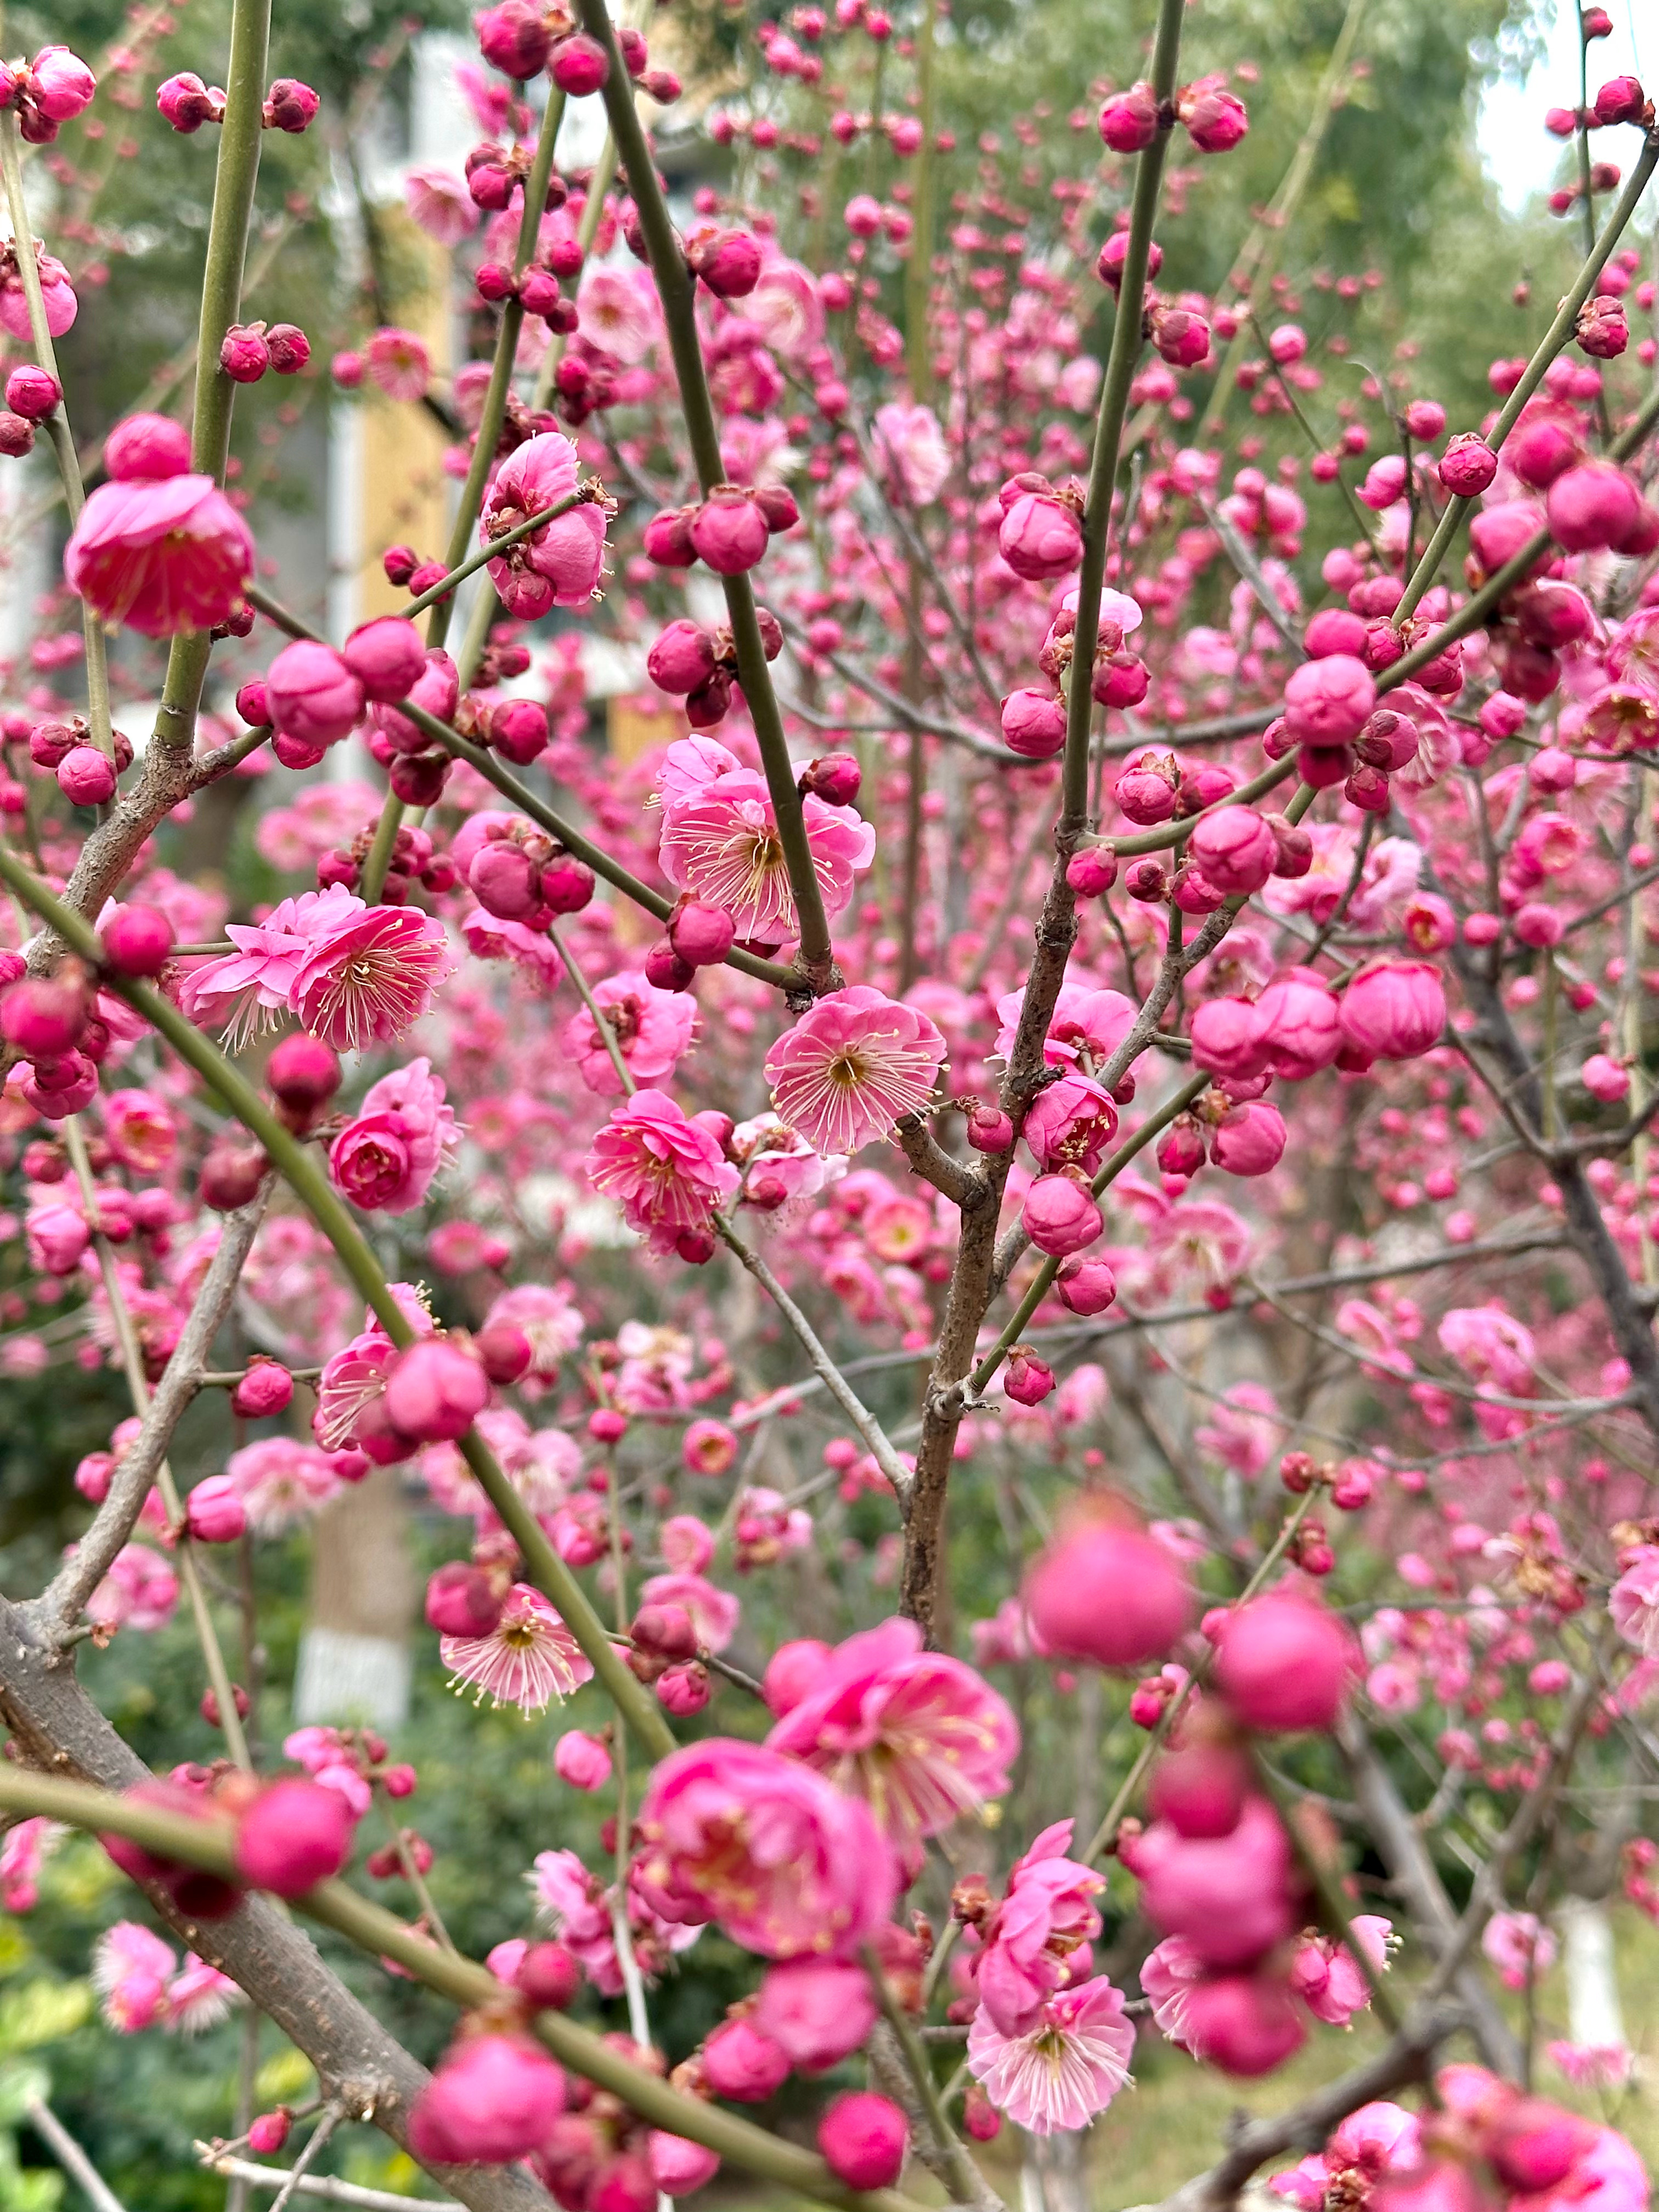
[
  {"left": 1195, "top": 1382, "right": 1280, "bottom": 1478},
  {"left": 1132, "top": 1795, "right": 1300, "bottom": 1967},
  {"left": 633, "top": 1737, "right": 896, "bottom": 1959},
  {"left": 1, "top": 248, "right": 77, "bottom": 340},
  {"left": 1481, "top": 1910, "right": 1558, "bottom": 1991},
  {"left": 658, "top": 768, "right": 874, "bottom": 941},
  {"left": 873, "top": 401, "right": 951, "bottom": 504},
  {"left": 364, "top": 327, "right": 432, "bottom": 401},
  {"left": 0, "top": 1818, "right": 62, "bottom": 1913},
  {"left": 640, "top": 1571, "right": 740, "bottom": 1652},
  {"left": 64, "top": 473, "right": 253, "bottom": 637},
  {"left": 766, "top": 1617, "right": 1017, "bottom": 1855},
  {"left": 765, "top": 987, "right": 947, "bottom": 1155},
  {"left": 1273, "top": 2101, "right": 1423, "bottom": 2207},
  {"left": 966, "top": 1976, "right": 1133, "bottom": 2135},
  {"left": 754, "top": 1956, "right": 878, "bottom": 2071},
  {"left": 166, "top": 1954, "right": 244, "bottom": 2035},
  {"left": 577, "top": 265, "right": 661, "bottom": 362},
  {"left": 329, "top": 1057, "right": 458, "bottom": 1214},
  {"left": 1290, "top": 1917, "right": 1393, "bottom": 2024},
  {"left": 442, "top": 1584, "right": 595, "bottom": 1714},
  {"left": 404, "top": 164, "right": 479, "bottom": 244},
  {"left": 584, "top": 1089, "right": 741, "bottom": 1258},
  {"left": 93, "top": 1922, "right": 177, "bottom": 2032},
  {"left": 1611, "top": 1545, "right": 1659, "bottom": 1655},
  {"left": 563, "top": 970, "right": 696, "bottom": 1097},
  {"left": 225, "top": 1436, "right": 341, "bottom": 1533},
  {"left": 87, "top": 1543, "right": 178, "bottom": 1633}
]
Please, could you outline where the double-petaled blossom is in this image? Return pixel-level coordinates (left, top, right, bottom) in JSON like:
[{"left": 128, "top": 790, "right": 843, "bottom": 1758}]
[
  {"left": 329, "top": 1057, "right": 458, "bottom": 1214},
  {"left": 563, "top": 971, "right": 697, "bottom": 1097},
  {"left": 765, "top": 1617, "right": 1018, "bottom": 1858},
  {"left": 1272, "top": 2102, "right": 1423, "bottom": 2207},
  {"left": 633, "top": 1738, "right": 896, "bottom": 1958},
  {"left": 970, "top": 1820, "right": 1105, "bottom": 2036},
  {"left": 966, "top": 1976, "right": 1134, "bottom": 2135},
  {"left": 480, "top": 432, "right": 607, "bottom": 616},
  {"left": 657, "top": 757, "right": 874, "bottom": 944},
  {"left": 179, "top": 886, "right": 368, "bottom": 1050},
  {"left": 994, "top": 980, "right": 1138, "bottom": 1076},
  {"left": 765, "top": 988, "right": 948, "bottom": 1156},
  {"left": 1289, "top": 1917, "right": 1393, "bottom": 2024},
  {"left": 64, "top": 471, "right": 253, "bottom": 637},
  {"left": 291, "top": 905, "right": 453, "bottom": 1053},
  {"left": 442, "top": 1584, "right": 595, "bottom": 1713},
  {"left": 583, "top": 1090, "right": 741, "bottom": 1257}
]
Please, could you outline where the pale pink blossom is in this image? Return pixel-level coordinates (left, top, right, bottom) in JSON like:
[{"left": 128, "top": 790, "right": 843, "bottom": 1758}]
[
  {"left": 1289, "top": 1917, "right": 1393, "bottom": 2025},
  {"left": 640, "top": 1571, "right": 740, "bottom": 1652},
  {"left": 87, "top": 1543, "right": 178, "bottom": 1633},
  {"left": 765, "top": 988, "right": 948, "bottom": 1155},
  {"left": 167, "top": 1955, "right": 245, "bottom": 2034},
  {"left": 658, "top": 770, "right": 874, "bottom": 942},
  {"left": 744, "top": 252, "right": 826, "bottom": 360},
  {"left": 364, "top": 326, "right": 431, "bottom": 401},
  {"left": 873, "top": 402, "right": 951, "bottom": 504},
  {"left": 583, "top": 1089, "right": 741, "bottom": 1256},
  {"left": 93, "top": 1922, "right": 177, "bottom": 2031},
  {"left": 967, "top": 1976, "right": 1134, "bottom": 2134},
  {"left": 404, "top": 164, "right": 479, "bottom": 245},
  {"left": 1481, "top": 1910, "right": 1557, "bottom": 1990},
  {"left": 563, "top": 970, "right": 697, "bottom": 1096},
  {"left": 443, "top": 1584, "right": 595, "bottom": 1713},
  {"left": 767, "top": 1617, "right": 1018, "bottom": 1857},
  {"left": 226, "top": 1436, "right": 341, "bottom": 1532},
  {"left": 1438, "top": 1306, "right": 1536, "bottom": 1397},
  {"left": 575, "top": 266, "right": 661, "bottom": 363},
  {"left": 994, "top": 980, "right": 1139, "bottom": 1076},
  {"left": 484, "top": 1282, "right": 584, "bottom": 1384},
  {"left": 1194, "top": 1381, "right": 1280, "bottom": 1479},
  {"left": 1612, "top": 1547, "right": 1659, "bottom": 1656}
]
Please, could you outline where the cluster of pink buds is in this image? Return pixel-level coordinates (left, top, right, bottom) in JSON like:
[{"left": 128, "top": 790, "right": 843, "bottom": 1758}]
[
  {"left": 645, "top": 483, "right": 799, "bottom": 577},
  {"left": 459, "top": 814, "right": 596, "bottom": 934},
  {"left": 473, "top": 246, "right": 580, "bottom": 332},
  {"left": 476, "top": 0, "right": 667, "bottom": 95},
  {"left": 315, "top": 818, "right": 456, "bottom": 905},
  {"left": 626, "top": 1600, "right": 710, "bottom": 1714},
  {"left": 100, "top": 1765, "right": 355, "bottom": 1915},
  {"left": 466, "top": 139, "right": 567, "bottom": 216},
  {"left": 25, "top": 713, "right": 134, "bottom": 808},
  {"left": 1097, "top": 71, "right": 1248, "bottom": 156},
  {"left": 0, "top": 45, "right": 96, "bottom": 143},
  {"left": 262, "top": 78, "right": 319, "bottom": 129},
  {"left": 645, "top": 605, "right": 786, "bottom": 727},
  {"left": 1, "top": 960, "right": 108, "bottom": 1120},
  {"left": 0, "top": 364, "right": 63, "bottom": 457},
  {"left": 219, "top": 319, "right": 312, "bottom": 382},
  {"left": 1121, "top": 1590, "right": 1366, "bottom": 2076}
]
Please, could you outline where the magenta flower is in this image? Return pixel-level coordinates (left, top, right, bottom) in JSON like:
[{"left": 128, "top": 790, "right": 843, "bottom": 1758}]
[
  {"left": 994, "top": 980, "right": 1138, "bottom": 1075},
  {"left": 64, "top": 473, "right": 253, "bottom": 637},
  {"left": 766, "top": 1617, "right": 1017, "bottom": 1857},
  {"left": 291, "top": 905, "right": 453, "bottom": 1053},
  {"left": 93, "top": 1922, "right": 177, "bottom": 2032},
  {"left": 658, "top": 766, "right": 874, "bottom": 942},
  {"left": 481, "top": 431, "right": 607, "bottom": 616},
  {"left": 634, "top": 1737, "right": 896, "bottom": 1959},
  {"left": 442, "top": 1584, "right": 595, "bottom": 1714},
  {"left": 765, "top": 987, "right": 948, "bottom": 1155},
  {"left": 966, "top": 1975, "right": 1134, "bottom": 2135},
  {"left": 562, "top": 969, "right": 697, "bottom": 1097},
  {"left": 329, "top": 1056, "right": 458, "bottom": 1214},
  {"left": 583, "top": 1089, "right": 741, "bottom": 1257}
]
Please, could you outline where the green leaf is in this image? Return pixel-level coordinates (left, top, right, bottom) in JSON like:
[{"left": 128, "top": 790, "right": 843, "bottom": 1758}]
[
  {"left": 0, "top": 1982, "right": 92, "bottom": 2058},
  {"left": 0, "top": 2058, "right": 52, "bottom": 2127}
]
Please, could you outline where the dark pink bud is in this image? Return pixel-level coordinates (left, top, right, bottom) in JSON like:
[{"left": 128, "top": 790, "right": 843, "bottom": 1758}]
[
  {"left": 342, "top": 616, "right": 426, "bottom": 704},
  {"left": 384, "top": 1339, "right": 490, "bottom": 1444},
  {"left": 1593, "top": 75, "right": 1647, "bottom": 127},
  {"left": 247, "top": 2112, "right": 291, "bottom": 2155},
  {"left": 157, "top": 71, "right": 222, "bottom": 131},
  {"left": 1066, "top": 844, "right": 1118, "bottom": 896},
  {"left": 262, "top": 77, "right": 319, "bottom": 131},
  {"left": 219, "top": 323, "right": 270, "bottom": 382},
  {"left": 1023, "top": 1173, "right": 1103, "bottom": 1256},
  {"left": 266, "top": 1031, "right": 341, "bottom": 1120},
  {"left": 234, "top": 1778, "right": 352, "bottom": 1895},
  {"left": 185, "top": 1473, "right": 248, "bottom": 1543},
  {"left": 1098, "top": 81, "right": 1159, "bottom": 152},
  {"left": 549, "top": 32, "right": 610, "bottom": 93},
  {"left": 689, "top": 228, "right": 763, "bottom": 298},
  {"left": 488, "top": 697, "right": 549, "bottom": 764},
  {"left": 516, "top": 1940, "right": 580, "bottom": 2010},
  {"left": 1056, "top": 1255, "right": 1118, "bottom": 1315},
  {"left": 690, "top": 489, "right": 770, "bottom": 575},
  {"left": 426, "top": 1560, "right": 506, "bottom": 1638},
  {"left": 1214, "top": 1592, "right": 1356, "bottom": 1731},
  {"left": 3, "top": 975, "right": 89, "bottom": 1058},
  {"left": 231, "top": 1356, "right": 294, "bottom": 1418},
  {"left": 1001, "top": 688, "right": 1067, "bottom": 759},
  {"left": 643, "top": 505, "right": 700, "bottom": 567},
  {"left": 656, "top": 1658, "right": 712, "bottom": 1715},
  {"left": 818, "top": 2093, "right": 909, "bottom": 2190},
  {"left": 201, "top": 1139, "right": 269, "bottom": 1212},
  {"left": 267, "top": 323, "right": 310, "bottom": 374},
  {"left": 668, "top": 899, "right": 736, "bottom": 968},
  {"left": 1438, "top": 432, "right": 1498, "bottom": 495},
  {"left": 58, "top": 746, "right": 117, "bottom": 806},
  {"left": 470, "top": 840, "right": 542, "bottom": 920},
  {"left": 647, "top": 619, "right": 718, "bottom": 695},
  {"left": 0, "top": 411, "right": 33, "bottom": 458},
  {"left": 4, "top": 365, "right": 59, "bottom": 420},
  {"left": 1148, "top": 1740, "right": 1250, "bottom": 1838},
  {"left": 539, "top": 855, "right": 595, "bottom": 915},
  {"left": 644, "top": 939, "right": 697, "bottom": 992},
  {"left": 99, "top": 903, "right": 174, "bottom": 977},
  {"left": 966, "top": 1102, "right": 1013, "bottom": 1153},
  {"left": 1180, "top": 1973, "right": 1306, "bottom": 2076},
  {"left": 476, "top": 1321, "right": 533, "bottom": 1385},
  {"left": 408, "top": 2035, "right": 565, "bottom": 2165}
]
